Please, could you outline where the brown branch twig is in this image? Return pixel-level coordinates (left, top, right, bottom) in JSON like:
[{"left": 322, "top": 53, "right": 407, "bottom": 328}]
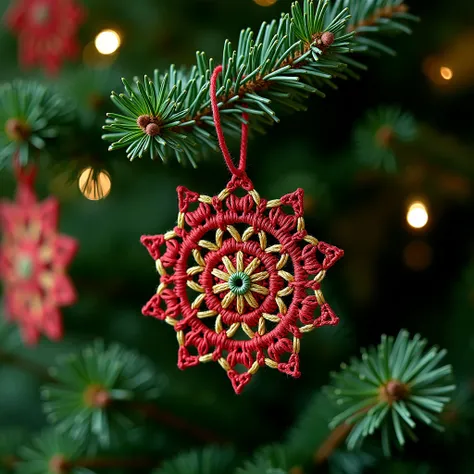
[
  {"left": 0, "top": 349, "right": 55, "bottom": 383},
  {"left": 314, "top": 422, "right": 354, "bottom": 464},
  {"left": 126, "top": 401, "right": 229, "bottom": 445},
  {"left": 287, "top": 422, "right": 355, "bottom": 473},
  {"left": 4, "top": 454, "right": 159, "bottom": 473},
  {"left": 312, "top": 384, "right": 406, "bottom": 466},
  {"left": 72, "top": 456, "right": 159, "bottom": 470},
  {"left": 48, "top": 454, "right": 160, "bottom": 473}
]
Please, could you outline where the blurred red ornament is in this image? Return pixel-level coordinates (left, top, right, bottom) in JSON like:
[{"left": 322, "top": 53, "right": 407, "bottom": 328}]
[
  {"left": 5, "top": 0, "right": 85, "bottom": 75},
  {"left": 0, "top": 166, "right": 78, "bottom": 344}
]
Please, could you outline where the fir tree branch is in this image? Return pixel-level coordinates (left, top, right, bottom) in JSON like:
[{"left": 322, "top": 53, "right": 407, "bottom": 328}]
[
  {"left": 177, "top": 1, "right": 414, "bottom": 135},
  {"left": 0, "top": 342, "right": 226, "bottom": 448},
  {"left": 13, "top": 429, "right": 159, "bottom": 474},
  {"left": 326, "top": 331, "right": 455, "bottom": 456},
  {"left": 36, "top": 341, "right": 229, "bottom": 449},
  {"left": 103, "top": 0, "right": 417, "bottom": 164}
]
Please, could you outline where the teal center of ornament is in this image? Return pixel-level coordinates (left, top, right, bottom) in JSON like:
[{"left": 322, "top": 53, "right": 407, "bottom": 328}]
[
  {"left": 228, "top": 271, "right": 251, "bottom": 296},
  {"left": 16, "top": 255, "right": 33, "bottom": 279},
  {"left": 32, "top": 5, "right": 50, "bottom": 24}
]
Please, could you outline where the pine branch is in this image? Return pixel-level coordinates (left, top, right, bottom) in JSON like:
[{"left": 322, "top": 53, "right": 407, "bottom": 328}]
[
  {"left": 354, "top": 106, "right": 417, "bottom": 172},
  {"left": 0, "top": 80, "right": 73, "bottom": 169},
  {"left": 39, "top": 341, "right": 228, "bottom": 450},
  {"left": 14, "top": 429, "right": 159, "bottom": 474},
  {"left": 103, "top": 0, "right": 416, "bottom": 164},
  {"left": 326, "top": 330, "right": 455, "bottom": 456},
  {"left": 0, "top": 340, "right": 226, "bottom": 449}
]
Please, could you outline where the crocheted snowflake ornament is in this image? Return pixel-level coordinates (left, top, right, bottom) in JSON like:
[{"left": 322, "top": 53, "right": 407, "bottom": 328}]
[
  {"left": 5, "top": 0, "right": 85, "bottom": 75},
  {"left": 141, "top": 175, "right": 344, "bottom": 394},
  {"left": 0, "top": 176, "right": 78, "bottom": 344}
]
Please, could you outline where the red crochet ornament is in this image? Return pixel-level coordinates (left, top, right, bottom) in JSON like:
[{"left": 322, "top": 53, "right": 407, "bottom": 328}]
[
  {"left": 141, "top": 66, "right": 344, "bottom": 394},
  {"left": 5, "top": 0, "right": 85, "bottom": 75},
  {"left": 0, "top": 165, "right": 78, "bottom": 345}
]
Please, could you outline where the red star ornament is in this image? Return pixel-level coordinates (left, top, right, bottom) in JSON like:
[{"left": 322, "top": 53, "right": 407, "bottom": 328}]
[
  {"left": 5, "top": 0, "right": 85, "bottom": 75},
  {"left": 141, "top": 175, "right": 344, "bottom": 394},
  {"left": 0, "top": 178, "right": 78, "bottom": 344}
]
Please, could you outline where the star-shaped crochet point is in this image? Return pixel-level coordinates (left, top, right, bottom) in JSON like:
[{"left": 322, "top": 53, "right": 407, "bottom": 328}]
[
  {"left": 5, "top": 0, "right": 85, "bottom": 75},
  {"left": 141, "top": 175, "right": 344, "bottom": 394},
  {"left": 0, "top": 181, "right": 78, "bottom": 344}
]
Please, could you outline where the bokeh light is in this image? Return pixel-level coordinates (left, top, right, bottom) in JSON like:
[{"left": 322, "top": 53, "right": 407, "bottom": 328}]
[
  {"left": 406, "top": 201, "right": 429, "bottom": 229},
  {"left": 253, "top": 0, "right": 277, "bottom": 6},
  {"left": 94, "top": 29, "right": 121, "bottom": 55},
  {"left": 78, "top": 168, "right": 112, "bottom": 201},
  {"left": 440, "top": 66, "right": 453, "bottom": 81}
]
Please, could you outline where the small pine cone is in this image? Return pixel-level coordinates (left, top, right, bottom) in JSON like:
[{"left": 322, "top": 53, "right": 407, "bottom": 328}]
[
  {"left": 384, "top": 380, "right": 409, "bottom": 402},
  {"left": 145, "top": 123, "right": 161, "bottom": 137},
  {"left": 376, "top": 125, "right": 395, "bottom": 148},
  {"left": 137, "top": 114, "right": 151, "bottom": 129},
  {"left": 49, "top": 455, "right": 69, "bottom": 474},
  {"left": 321, "top": 31, "right": 335, "bottom": 47},
  {"left": 5, "top": 118, "right": 31, "bottom": 141}
]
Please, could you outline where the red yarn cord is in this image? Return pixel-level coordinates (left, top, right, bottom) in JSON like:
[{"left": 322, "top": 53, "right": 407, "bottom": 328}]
[
  {"left": 13, "top": 152, "right": 37, "bottom": 187},
  {"left": 210, "top": 65, "right": 249, "bottom": 177}
]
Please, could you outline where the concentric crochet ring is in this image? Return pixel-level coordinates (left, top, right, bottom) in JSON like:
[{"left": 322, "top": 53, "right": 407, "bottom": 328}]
[{"left": 141, "top": 175, "right": 343, "bottom": 394}]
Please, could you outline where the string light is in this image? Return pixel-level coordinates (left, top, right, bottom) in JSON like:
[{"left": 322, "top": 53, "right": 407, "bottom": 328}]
[
  {"left": 253, "top": 0, "right": 277, "bottom": 6},
  {"left": 440, "top": 66, "right": 453, "bottom": 81},
  {"left": 406, "top": 201, "right": 429, "bottom": 229},
  {"left": 94, "top": 29, "right": 121, "bottom": 55},
  {"left": 423, "top": 57, "right": 455, "bottom": 86},
  {"left": 78, "top": 168, "right": 112, "bottom": 201}
]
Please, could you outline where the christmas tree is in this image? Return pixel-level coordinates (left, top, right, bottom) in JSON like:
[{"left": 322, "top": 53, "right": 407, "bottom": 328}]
[{"left": 1, "top": 0, "right": 473, "bottom": 473}]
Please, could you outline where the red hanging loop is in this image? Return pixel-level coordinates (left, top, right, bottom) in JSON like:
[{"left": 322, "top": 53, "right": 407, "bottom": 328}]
[
  {"left": 210, "top": 65, "right": 249, "bottom": 178},
  {"left": 13, "top": 152, "right": 37, "bottom": 188}
]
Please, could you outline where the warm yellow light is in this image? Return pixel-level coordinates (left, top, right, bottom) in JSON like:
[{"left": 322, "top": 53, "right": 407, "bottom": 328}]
[
  {"left": 406, "top": 201, "right": 428, "bottom": 229},
  {"left": 253, "top": 0, "right": 277, "bottom": 6},
  {"left": 440, "top": 66, "right": 453, "bottom": 81},
  {"left": 94, "top": 29, "right": 121, "bottom": 55},
  {"left": 78, "top": 168, "right": 112, "bottom": 201}
]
